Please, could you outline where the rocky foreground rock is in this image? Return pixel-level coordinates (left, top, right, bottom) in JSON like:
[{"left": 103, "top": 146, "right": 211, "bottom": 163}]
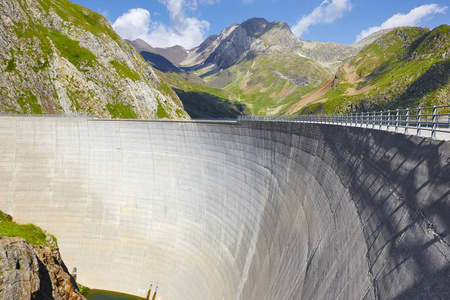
[{"left": 0, "top": 236, "right": 85, "bottom": 300}]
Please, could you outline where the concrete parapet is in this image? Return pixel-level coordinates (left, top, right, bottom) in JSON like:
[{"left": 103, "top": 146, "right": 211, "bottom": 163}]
[{"left": 0, "top": 117, "right": 448, "bottom": 299}]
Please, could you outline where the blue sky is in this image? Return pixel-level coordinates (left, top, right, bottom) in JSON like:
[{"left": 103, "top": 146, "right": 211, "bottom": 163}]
[{"left": 73, "top": 0, "right": 449, "bottom": 49}]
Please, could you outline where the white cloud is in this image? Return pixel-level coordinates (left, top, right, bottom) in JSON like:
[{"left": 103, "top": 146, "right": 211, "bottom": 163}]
[
  {"left": 112, "top": 8, "right": 151, "bottom": 41},
  {"left": 356, "top": 4, "right": 448, "bottom": 42},
  {"left": 112, "top": 1, "right": 213, "bottom": 49},
  {"left": 292, "top": 0, "right": 352, "bottom": 38}
]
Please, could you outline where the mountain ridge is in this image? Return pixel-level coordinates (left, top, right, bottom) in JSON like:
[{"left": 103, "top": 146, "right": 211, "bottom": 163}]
[
  {"left": 142, "top": 17, "right": 388, "bottom": 74},
  {"left": 129, "top": 18, "right": 448, "bottom": 117}
]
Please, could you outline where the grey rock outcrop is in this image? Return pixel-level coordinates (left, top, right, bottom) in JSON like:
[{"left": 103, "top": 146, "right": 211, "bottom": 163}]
[
  {"left": 0, "top": 0, "right": 189, "bottom": 119},
  {"left": 205, "top": 25, "right": 252, "bottom": 69},
  {"left": 0, "top": 236, "right": 85, "bottom": 300}
]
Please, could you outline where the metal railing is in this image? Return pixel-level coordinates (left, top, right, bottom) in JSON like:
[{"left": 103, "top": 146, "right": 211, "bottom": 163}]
[
  {"left": 238, "top": 105, "right": 450, "bottom": 140},
  {"left": 0, "top": 113, "right": 97, "bottom": 118}
]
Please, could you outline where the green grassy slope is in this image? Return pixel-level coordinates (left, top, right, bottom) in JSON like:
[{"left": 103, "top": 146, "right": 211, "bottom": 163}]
[
  {"left": 168, "top": 49, "right": 331, "bottom": 117},
  {"left": 216, "top": 50, "right": 331, "bottom": 115},
  {"left": 0, "top": 211, "right": 57, "bottom": 248},
  {"left": 291, "top": 26, "right": 450, "bottom": 114},
  {"left": 160, "top": 72, "right": 245, "bottom": 118}
]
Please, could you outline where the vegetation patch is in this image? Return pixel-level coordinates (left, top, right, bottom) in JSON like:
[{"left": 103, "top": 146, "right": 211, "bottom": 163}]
[
  {"left": 17, "top": 91, "right": 43, "bottom": 114},
  {"left": 33, "top": 59, "right": 50, "bottom": 72},
  {"left": 77, "top": 283, "right": 90, "bottom": 295},
  {"left": 5, "top": 58, "right": 16, "bottom": 72},
  {"left": 106, "top": 101, "right": 138, "bottom": 119},
  {"left": 16, "top": 21, "right": 97, "bottom": 71},
  {"left": 15, "top": 23, "right": 54, "bottom": 60},
  {"left": 156, "top": 100, "right": 170, "bottom": 119},
  {"left": 0, "top": 211, "right": 57, "bottom": 248},
  {"left": 110, "top": 60, "right": 140, "bottom": 81},
  {"left": 38, "top": 0, "right": 121, "bottom": 43},
  {"left": 49, "top": 30, "right": 97, "bottom": 70}
]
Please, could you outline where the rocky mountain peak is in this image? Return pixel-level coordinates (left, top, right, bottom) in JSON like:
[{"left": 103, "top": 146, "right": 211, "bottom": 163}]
[
  {"left": 240, "top": 18, "right": 269, "bottom": 37},
  {"left": 192, "top": 18, "right": 303, "bottom": 69}
]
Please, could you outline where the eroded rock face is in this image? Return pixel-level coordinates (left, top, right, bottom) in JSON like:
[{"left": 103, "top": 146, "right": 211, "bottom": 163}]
[
  {"left": 0, "top": 0, "right": 188, "bottom": 119},
  {"left": 0, "top": 237, "right": 85, "bottom": 300}
]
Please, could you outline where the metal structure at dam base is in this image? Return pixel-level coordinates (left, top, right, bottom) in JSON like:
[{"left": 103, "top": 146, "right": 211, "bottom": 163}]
[{"left": 0, "top": 116, "right": 448, "bottom": 299}]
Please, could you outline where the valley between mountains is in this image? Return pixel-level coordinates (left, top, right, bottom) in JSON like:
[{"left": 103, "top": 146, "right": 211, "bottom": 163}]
[{"left": 129, "top": 18, "right": 450, "bottom": 118}]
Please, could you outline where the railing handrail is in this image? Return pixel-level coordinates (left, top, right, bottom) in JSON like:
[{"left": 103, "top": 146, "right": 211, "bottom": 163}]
[
  {"left": 0, "top": 113, "right": 97, "bottom": 118},
  {"left": 237, "top": 104, "right": 450, "bottom": 140}
]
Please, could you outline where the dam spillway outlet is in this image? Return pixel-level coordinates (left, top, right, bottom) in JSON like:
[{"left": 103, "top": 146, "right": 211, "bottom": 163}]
[{"left": 0, "top": 117, "right": 449, "bottom": 299}]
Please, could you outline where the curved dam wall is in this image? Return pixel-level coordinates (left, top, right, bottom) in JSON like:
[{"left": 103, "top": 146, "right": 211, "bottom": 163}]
[{"left": 0, "top": 117, "right": 448, "bottom": 299}]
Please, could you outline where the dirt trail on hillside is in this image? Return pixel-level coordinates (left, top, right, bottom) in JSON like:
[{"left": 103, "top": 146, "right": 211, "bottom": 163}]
[
  {"left": 342, "top": 64, "right": 374, "bottom": 96},
  {"left": 286, "top": 77, "right": 334, "bottom": 114},
  {"left": 343, "top": 65, "right": 359, "bottom": 83}
]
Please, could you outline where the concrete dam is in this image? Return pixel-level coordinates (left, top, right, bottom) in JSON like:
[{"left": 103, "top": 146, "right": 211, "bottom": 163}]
[{"left": 0, "top": 116, "right": 448, "bottom": 299}]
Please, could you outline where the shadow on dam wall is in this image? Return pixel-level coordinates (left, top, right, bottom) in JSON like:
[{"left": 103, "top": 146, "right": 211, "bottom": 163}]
[{"left": 0, "top": 117, "right": 448, "bottom": 299}]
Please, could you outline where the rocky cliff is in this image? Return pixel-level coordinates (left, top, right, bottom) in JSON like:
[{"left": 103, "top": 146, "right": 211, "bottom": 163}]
[
  {"left": 0, "top": 237, "right": 85, "bottom": 300},
  {"left": 0, "top": 209, "right": 85, "bottom": 300},
  {"left": 0, "top": 0, "right": 189, "bottom": 119}
]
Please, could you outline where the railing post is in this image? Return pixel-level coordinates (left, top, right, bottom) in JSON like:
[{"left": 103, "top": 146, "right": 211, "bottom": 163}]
[
  {"left": 417, "top": 107, "right": 422, "bottom": 136},
  {"left": 372, "top": 111, "right": 376, "bottom": 129},
  {"left": 405, "top": 108, "right": 410, "bottom": 134},
  {"left": 395, "top": 108, "right": 399, "bottom": 132},
  {"left": 432, "top": 105, "right": 437, "bottom": 139},
  {"left": 387, "top": 111, "right": 391, "bottom": 131},
  {"left": 379, "top": 112, "right": 383, "bottom": 129}
]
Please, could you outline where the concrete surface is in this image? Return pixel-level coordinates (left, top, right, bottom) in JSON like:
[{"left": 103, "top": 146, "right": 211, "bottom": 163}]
[{"left": 0, "top": 116, "right": 448, "bottom": 299}]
